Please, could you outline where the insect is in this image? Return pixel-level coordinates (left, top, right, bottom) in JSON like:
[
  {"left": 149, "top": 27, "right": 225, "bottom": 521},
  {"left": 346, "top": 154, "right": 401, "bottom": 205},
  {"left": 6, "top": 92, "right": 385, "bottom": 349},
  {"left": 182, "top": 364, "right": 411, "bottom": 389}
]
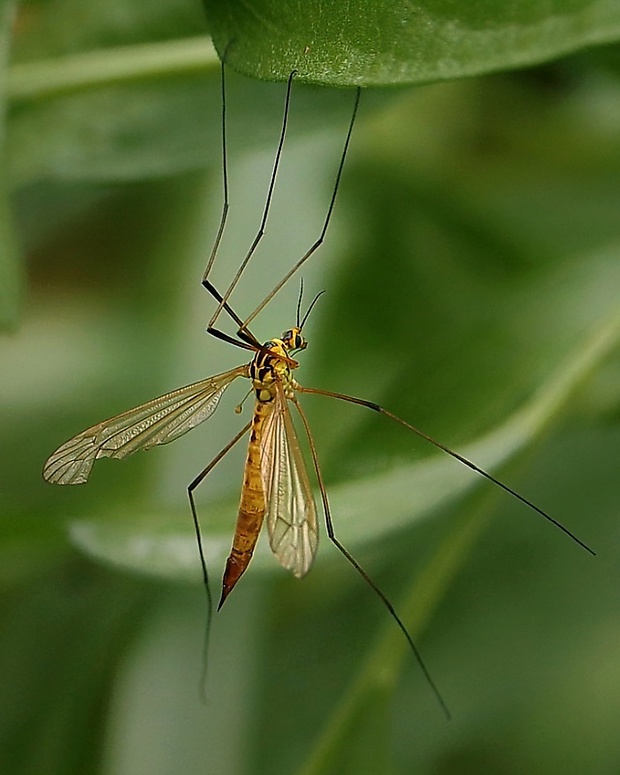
[{"left": 43, "top": 65, "right": 593, "bottom": 718}]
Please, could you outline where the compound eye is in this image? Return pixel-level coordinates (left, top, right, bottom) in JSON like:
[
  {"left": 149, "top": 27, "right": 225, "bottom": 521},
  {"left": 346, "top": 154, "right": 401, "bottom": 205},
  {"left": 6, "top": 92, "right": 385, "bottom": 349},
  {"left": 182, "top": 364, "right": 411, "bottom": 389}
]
[{"left": 281, "top": 329, "right": 293, "bottom": 343}]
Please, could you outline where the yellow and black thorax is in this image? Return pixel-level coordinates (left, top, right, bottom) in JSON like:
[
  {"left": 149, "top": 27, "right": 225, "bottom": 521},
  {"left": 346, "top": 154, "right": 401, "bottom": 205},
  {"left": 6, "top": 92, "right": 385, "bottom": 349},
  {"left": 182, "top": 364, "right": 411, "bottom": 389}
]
[{"left": 249, "top": 327, "right": 306, "bottom": 403}]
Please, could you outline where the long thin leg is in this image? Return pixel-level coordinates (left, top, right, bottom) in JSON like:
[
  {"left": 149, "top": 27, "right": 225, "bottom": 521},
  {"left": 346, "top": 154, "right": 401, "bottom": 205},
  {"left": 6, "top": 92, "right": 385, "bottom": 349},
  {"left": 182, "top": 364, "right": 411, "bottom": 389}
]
[
  {"left": 239, "top": 87, "right": 361, "bottom": 335},
  {"left": 297, "top": 385, "right": 595, "bottom": 556},
  {"left": 188, "top": 419, "right": 252, "bottom": 699},
  {"left": 291, "top": 396, "right": 451, "bottom": 720},
  {"left": 188, "top": 420, "right": 252, "bottom": 618},
  {"left": 205, "top": 70, "right": 297, "bottom": 338},
  {"left": 200, "top": 59, "right": 250, "bottom": 337},
  {"left": 203, "top": 279, "right": 260, "bottom": 352},
  {"left": 205, "top": 269, "right": 299, "bottom": 367},
  {"left": 198, "top": 60, "right": 261, "bottom": 347},
  {"left": 201, "top": 58, "right": 230, "bottom": 295}
]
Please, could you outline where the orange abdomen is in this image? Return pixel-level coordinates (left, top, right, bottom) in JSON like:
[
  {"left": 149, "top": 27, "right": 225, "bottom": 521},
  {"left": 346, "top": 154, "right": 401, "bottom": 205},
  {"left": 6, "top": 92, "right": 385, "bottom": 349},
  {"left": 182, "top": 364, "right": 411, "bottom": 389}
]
[{"left": 219, "top": 401, "right": 271, "bottom": 608}]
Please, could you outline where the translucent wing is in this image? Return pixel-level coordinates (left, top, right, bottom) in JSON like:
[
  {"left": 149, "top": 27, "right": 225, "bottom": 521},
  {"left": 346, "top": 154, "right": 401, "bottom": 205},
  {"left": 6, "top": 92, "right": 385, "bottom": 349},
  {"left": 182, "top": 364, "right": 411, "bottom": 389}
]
[
  {"left": 43, "top": 365, "right": 249, "bottom": 485},
  {"left": 260, "top": 382, "right": 318, "bottom": 578}
]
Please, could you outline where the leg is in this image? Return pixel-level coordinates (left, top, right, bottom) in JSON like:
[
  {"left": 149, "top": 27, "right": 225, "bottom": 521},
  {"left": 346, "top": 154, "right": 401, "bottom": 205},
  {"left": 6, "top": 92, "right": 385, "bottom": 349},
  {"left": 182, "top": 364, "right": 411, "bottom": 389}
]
[
  {"left": 204, "top": 68, "right": 297, "bottom": 341},
  {"left": 291, "top": 396, "right": 451, "bottom": 719},
  {"left": 199, "top": 60, "right": 261, "bottom": 349},
  {"left": 297, "top": 385, "right": 594, "bottom": 555},
  {"left": 188, "top": 420, "right": 252, "bottom": 618},
  {"left": 240, "top": 87, "right": 361, "bottom": 333}
]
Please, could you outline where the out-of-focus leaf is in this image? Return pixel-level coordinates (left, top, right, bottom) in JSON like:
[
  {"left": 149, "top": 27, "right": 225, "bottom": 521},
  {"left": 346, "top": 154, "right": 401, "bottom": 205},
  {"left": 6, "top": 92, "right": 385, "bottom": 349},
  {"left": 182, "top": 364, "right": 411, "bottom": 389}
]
[
  {"left": 0, "top": 0, "right": 20, "bottom": 327},
  {"left": 0, "top": 562, "right": 154, "bottom": 775},
  {"left": 68, "top": 242, "right": 620, "bottom": 582},
  {"left": 7, "top": 51, "right": 361, "bottom": 183}
]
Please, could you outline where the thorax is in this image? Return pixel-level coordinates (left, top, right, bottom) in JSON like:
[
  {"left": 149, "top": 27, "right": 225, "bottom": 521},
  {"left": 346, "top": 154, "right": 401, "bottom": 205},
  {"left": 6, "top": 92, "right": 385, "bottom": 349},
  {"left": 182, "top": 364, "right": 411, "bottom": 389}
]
[{"left": 249, "top": 338, "right": 297, "bottom": 403}]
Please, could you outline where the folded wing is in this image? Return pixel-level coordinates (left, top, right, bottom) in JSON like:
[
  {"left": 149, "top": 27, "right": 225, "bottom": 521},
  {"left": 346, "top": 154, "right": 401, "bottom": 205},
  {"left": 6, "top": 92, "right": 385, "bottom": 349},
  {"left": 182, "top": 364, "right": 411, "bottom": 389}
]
[{"left": 260, "top": 382, "right": 318, "bottom": 578}]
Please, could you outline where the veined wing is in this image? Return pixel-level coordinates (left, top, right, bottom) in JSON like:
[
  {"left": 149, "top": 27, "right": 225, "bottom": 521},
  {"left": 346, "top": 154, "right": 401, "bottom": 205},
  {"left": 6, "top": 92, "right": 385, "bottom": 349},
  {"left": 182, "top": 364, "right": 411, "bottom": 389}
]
[
  {"left": 260, "top": 381, "right": 318, "bottom": 578},
  {"left": 43, "top": 365, "right": 249, "bottom": 485}
]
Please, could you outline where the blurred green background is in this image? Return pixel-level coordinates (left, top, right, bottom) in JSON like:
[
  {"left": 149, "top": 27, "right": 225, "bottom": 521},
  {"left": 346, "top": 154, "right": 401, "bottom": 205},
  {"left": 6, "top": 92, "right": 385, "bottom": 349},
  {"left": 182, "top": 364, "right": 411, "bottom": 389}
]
[{"left": 2, "top": 2, "right": 620, "bottom": 774}]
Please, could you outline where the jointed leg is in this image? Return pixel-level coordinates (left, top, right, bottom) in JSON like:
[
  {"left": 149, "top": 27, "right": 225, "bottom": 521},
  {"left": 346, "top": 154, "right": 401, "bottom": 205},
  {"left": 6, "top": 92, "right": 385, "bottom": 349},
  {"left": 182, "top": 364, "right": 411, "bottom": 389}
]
[{"left": 291, "top": 395, "right": 451, "bottom": 719}]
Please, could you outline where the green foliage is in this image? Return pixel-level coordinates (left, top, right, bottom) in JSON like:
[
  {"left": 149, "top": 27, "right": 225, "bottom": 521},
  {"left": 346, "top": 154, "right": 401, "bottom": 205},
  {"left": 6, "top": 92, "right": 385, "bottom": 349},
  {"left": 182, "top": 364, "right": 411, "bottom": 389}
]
[
  {"left": 205, "top": 0, "right": 620, "bottom": 85},
  {"left": 1, "top": 2, "right": 620, "bottom": 774},
  {"left": 0, "top": 0, "right": 20, "bottom": 327}
]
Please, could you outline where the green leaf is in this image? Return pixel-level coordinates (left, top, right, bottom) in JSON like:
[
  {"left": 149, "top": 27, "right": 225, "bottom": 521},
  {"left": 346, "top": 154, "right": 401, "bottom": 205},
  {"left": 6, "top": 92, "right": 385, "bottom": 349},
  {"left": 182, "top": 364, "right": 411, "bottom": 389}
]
[
  {"left": 4, "top": 27, "right": 620, "bottom": 773},
  {"left": 7, "top": 1, "right": 620, "bottom": 185},
  {"left": 204, "top": 0, "right": 620, "bottom": 86}
]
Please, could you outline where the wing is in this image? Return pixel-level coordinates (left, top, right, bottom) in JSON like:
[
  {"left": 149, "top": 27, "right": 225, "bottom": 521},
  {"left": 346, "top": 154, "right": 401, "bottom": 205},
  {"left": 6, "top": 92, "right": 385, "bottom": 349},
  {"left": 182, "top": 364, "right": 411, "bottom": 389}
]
[
  {"left": 43, "top": 365, "right": 249, "bottom": 485},
  {"left": 260, "top": 382, "right": 318, "bottom": 578}
]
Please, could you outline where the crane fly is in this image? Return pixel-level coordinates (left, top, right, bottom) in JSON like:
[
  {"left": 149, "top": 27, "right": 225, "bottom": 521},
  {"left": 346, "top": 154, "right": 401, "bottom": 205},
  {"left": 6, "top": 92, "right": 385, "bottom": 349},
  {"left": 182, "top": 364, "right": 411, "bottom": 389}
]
[
  {"left": 41, "top": 296, "right": 320, "bottom": 609},
  {"left": 43, "top": 65, "right": 594, "bottom": 719}
]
